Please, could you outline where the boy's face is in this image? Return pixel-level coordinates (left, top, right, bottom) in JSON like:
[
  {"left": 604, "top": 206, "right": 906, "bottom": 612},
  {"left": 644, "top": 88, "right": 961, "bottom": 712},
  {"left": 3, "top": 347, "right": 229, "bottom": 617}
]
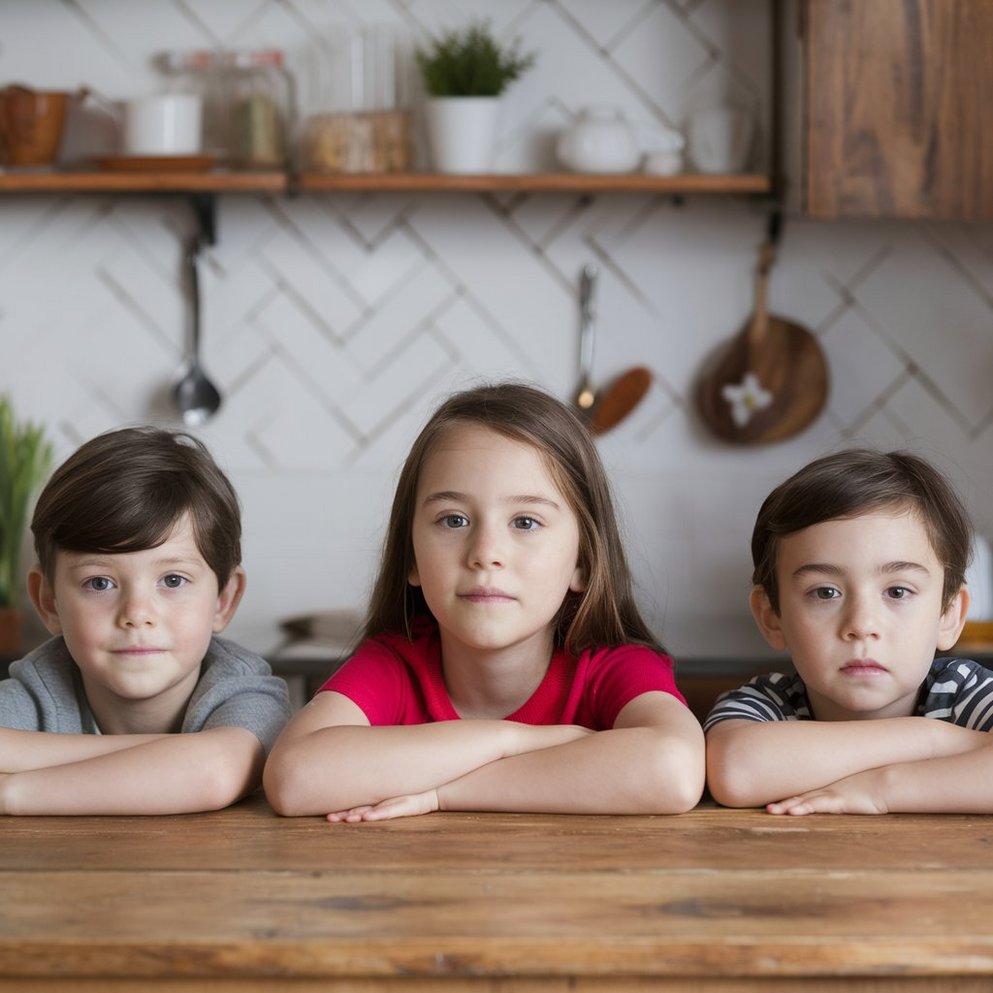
[
  {"left": 28, "top": 513, "right": 244, "bottom": 732},
  {"left": 750, "top": 509, "right": 969, "bottom": 721}
]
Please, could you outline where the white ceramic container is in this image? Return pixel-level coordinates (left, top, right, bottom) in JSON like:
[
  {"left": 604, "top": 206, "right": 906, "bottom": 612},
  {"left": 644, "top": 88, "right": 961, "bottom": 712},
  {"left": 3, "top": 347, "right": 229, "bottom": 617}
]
[{"left": 556, "top": 106, "right": 640, "bottom": 174}]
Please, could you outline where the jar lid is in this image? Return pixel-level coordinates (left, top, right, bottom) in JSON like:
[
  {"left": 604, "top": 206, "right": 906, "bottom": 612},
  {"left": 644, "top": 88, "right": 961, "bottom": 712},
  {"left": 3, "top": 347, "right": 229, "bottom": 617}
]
[
  {"left": 227, "top": 49, "right": 285, "bottom": 69},
  {"left": 157, "top": 50, "right": 223, "bottom": 72}
]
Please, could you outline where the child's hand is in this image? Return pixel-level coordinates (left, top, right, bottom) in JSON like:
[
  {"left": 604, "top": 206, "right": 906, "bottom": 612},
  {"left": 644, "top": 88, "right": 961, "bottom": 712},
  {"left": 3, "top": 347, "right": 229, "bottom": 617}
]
[
  {"left": 765, "top": 769, "right": 888, "bottom": 816},
  {"left": 326, "top": 788, "right": 440, "bottom": 823}
]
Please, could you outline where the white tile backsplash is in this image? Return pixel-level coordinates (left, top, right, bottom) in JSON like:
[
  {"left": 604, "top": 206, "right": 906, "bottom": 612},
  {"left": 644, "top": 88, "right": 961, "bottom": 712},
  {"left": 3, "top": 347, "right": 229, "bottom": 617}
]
[{"left": 3, "top": 0, "right": 992, "bottom": 663}]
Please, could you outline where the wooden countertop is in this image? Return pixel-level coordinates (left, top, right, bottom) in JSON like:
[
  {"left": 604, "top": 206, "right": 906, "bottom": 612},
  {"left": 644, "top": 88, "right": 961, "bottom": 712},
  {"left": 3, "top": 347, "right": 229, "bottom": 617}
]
[{"left": 4, "top": 793, "right": 993, "bottom": 991}]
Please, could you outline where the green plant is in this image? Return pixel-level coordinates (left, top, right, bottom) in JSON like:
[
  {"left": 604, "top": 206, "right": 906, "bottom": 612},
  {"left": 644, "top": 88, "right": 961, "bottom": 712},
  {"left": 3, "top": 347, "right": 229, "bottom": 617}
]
[
  {"left": 415, "top": 19, "right": 537, "bottom": 97},
  {"left": 0, "top": 397, "right": 52, "bottom": 608}
]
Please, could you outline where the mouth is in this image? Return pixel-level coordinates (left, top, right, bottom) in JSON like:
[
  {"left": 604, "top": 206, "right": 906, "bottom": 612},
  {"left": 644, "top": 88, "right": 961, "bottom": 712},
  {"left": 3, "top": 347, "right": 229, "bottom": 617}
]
[
  {"left": 841, "top": 659, "right": 888, "bottom": 676},
  {"left": 113, "top": 647, "right": 166, "bottom": 656},
  {"left": 458, "top": 587, "right": 515, "bottom": 603}
]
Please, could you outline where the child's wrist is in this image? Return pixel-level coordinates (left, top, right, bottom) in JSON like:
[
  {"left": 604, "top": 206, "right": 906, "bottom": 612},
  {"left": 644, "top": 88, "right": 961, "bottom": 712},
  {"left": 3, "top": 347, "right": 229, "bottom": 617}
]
[{"left": 0, "top": 772, "right": 18, "bottom": 816}]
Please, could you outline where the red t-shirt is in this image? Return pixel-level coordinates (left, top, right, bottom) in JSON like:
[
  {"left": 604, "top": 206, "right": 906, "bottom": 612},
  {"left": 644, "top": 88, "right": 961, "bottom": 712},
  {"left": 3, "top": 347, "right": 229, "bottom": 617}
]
[{"left": 318, "top": 621, "right": 685, "bottom": 729}]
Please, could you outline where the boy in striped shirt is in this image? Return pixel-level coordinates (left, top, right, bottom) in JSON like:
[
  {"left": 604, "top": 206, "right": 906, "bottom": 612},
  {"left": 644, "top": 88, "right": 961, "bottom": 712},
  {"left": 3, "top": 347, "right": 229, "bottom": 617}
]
[{"left": 705, "top": 449, "right": 993, "bottom": 815}]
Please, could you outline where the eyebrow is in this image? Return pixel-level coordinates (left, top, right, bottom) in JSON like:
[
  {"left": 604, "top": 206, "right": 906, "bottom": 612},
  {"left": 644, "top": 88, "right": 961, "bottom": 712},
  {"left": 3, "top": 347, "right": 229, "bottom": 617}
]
[
  {"left": 64, "top": 553, "right": 203, "bottom": 570},
  {"left": 422, "top": 490, "right": 562, "bottom": 511},
  {"left": 792, "top": 560, "right": 931, "bottom": 579}
]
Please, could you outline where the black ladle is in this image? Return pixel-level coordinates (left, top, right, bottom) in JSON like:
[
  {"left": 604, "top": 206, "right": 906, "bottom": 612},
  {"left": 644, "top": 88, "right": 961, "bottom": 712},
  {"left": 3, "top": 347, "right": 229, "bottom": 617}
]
[{"left": 173, "top": 237, "right": 222, "bottom": 426}]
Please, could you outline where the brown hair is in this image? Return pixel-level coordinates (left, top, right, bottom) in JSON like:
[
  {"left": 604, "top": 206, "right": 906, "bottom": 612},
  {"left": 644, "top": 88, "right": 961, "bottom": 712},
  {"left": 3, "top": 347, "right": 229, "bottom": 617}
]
[
  {"left": 752, "top": 448, "right": 972, "bottom": 613},
  {"left": 362, "top": 382, "right": 663, "bottom": 655},
  {"left": 32, "top": 427, "right": 241, "bottom": 587}
]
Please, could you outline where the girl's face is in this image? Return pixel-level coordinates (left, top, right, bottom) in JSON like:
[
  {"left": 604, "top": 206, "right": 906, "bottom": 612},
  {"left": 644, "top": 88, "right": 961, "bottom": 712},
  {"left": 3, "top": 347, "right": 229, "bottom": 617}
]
[
  {"left": 750, "top": 509, "right": 968, "bottom": 721},
  {"left": 408, "top": 423, "right": 585, "bottom": 667}
]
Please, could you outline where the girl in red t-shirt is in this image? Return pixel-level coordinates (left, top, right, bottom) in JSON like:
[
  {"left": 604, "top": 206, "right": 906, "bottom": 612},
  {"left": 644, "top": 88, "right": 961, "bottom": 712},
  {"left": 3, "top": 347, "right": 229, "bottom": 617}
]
[{"left": 264, "top": 383, "right": 703, "bottom": 820}]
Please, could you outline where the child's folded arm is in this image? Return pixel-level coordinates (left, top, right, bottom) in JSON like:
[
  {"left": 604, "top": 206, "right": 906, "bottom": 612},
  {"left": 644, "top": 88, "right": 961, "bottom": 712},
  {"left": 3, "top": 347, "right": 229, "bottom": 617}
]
[
  {"left": 0, "top": 725, "right": 174, "bottom": 773},
  {"left": 263, "top": 690, "right": 590, "bottom": 817},
  {"left": 0, "top": 726, "right": 263, "bottom": 816},
  {"left": 435, "top": 691, "right": 704, "bottom": 816},
  {"left": 705, "top": 715, "right": 989, "bottom": 808},
  {"left": 768, "top": 735, "right": 993, "bottom": 815}
]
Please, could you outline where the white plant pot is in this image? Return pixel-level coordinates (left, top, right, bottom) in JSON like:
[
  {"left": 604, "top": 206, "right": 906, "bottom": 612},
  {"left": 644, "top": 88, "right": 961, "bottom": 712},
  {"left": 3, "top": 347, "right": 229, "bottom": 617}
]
[{"left": 424, "top": 97, "right": 500, "bottom": 174}]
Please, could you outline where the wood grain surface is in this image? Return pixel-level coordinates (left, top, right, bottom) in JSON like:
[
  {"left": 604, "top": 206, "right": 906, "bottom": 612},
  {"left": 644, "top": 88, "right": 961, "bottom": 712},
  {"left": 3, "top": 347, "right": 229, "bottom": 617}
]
[
  {"left": 3, "top": 794, "right": 993, "bottom": 991},
  {"left": 804, "top": 0, "right": 993, "bottom": 219}
]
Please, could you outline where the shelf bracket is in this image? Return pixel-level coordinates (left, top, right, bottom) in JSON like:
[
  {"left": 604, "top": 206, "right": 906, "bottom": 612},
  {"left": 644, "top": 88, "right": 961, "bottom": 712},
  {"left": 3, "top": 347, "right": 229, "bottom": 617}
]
[{"left": 188, "top": 192, "right": 217, "bottom": 248}]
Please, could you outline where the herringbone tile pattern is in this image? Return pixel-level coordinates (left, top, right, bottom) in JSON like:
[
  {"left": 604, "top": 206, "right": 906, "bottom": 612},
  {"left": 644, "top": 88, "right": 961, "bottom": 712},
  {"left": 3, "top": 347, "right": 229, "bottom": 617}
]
[{"left": 2, "top": 1, "right": 991, "bottom": 655}]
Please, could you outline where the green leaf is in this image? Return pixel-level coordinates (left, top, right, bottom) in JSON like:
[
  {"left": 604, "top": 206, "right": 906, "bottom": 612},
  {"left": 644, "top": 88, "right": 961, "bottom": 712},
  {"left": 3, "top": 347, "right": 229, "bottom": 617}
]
[
  {"left": 0, "top": 397, "right": 53, "bottom": 607},
  {"left": 415, "top": 19, "right": 537, "bottom": 97}
]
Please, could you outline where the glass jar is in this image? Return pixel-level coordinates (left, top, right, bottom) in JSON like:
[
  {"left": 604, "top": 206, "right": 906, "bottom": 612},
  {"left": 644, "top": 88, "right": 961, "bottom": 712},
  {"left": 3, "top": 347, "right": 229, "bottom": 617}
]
[
  {"left": 224, "top": 49, "right": 294, "bottom": 170},
  {"left": 156, "top": 50, "right": 227, "bottom": 159},
  {"left": 301, "top": 26, "right": 410, "bottom": 174}
]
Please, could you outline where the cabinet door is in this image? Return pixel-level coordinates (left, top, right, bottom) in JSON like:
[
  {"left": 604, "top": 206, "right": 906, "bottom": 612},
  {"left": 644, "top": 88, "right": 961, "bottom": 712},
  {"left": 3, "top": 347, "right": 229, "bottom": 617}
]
[{"left": 804, "top": 0, "right": 993, "bottom": 219}]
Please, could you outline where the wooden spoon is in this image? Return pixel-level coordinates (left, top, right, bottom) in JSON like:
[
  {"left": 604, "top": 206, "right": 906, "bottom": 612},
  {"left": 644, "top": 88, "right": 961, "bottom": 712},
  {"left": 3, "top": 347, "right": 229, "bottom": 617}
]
[
  {"left": 696, "top": 238, "right": 828, "bottom": 444},
  {"left": 590, "top": 366, "right": 653, "bottom": 435}
]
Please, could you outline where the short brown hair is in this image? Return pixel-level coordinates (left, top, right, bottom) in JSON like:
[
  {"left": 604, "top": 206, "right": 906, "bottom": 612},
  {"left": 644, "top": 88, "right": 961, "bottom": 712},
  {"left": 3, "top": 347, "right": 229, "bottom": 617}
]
[
  {"left": 32, "top": 427, "right": 241, "bottom": 587},
  {"left": 363, "top": 382, "right": 663, "bottom": 655},
  {"left": 752, "top": 449, "right": 972, "bottom": 613}
]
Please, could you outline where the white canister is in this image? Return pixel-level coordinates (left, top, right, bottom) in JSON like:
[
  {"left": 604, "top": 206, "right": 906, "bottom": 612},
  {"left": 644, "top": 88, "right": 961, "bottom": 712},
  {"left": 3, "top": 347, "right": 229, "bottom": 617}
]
[
  {"left": 123, "top": 93, "right": 202, "bottom": 156},
  {"left": 687, "top": 104, "right": 754, "bottom": 173}
]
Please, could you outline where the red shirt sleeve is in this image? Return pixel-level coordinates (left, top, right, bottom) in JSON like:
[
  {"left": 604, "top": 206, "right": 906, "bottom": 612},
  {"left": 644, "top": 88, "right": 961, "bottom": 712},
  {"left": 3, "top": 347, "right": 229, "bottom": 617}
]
[
  {"left": 576, "top": 644, "right": 686, "bottom": 730},
  {"left": 317, "top": 638, "right": 410, "bottom": 725}
]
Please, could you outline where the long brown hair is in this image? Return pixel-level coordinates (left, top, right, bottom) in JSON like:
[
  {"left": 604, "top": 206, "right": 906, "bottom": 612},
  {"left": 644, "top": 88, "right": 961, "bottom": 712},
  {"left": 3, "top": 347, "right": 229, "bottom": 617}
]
[{"left": 362, "top": 382, "right": 663, "bottom": 655}]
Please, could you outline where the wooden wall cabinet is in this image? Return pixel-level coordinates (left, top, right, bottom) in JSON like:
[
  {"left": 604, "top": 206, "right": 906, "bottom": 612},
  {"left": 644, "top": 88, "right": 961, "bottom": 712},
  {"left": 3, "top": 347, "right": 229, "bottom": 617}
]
[{"left": 797, "top": 0, "right": 993, "bottom": 220}]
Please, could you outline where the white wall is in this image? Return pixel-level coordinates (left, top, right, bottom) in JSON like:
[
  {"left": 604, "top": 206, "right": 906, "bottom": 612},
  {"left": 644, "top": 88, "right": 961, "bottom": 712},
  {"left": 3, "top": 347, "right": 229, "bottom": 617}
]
[{"left": 3, "top": 0, "right": 992, "bottom": 663}]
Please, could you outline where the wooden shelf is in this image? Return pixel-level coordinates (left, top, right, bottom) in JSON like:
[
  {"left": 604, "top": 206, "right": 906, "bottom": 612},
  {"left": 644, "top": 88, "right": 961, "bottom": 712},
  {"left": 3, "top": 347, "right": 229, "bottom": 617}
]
[
  {"left": 296, "top": 171, "right": 772, "bottom": 195},
  {"left": 0, "top": 168, "right": 770, "bottom": 197},
  {"left": 0, "top": 169, "right": 286, "bottom": 193}
]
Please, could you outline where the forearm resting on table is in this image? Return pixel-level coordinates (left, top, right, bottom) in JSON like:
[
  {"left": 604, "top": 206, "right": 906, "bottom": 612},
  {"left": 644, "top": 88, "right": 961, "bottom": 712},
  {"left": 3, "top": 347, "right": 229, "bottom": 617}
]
[
  {"left": 0, "top": 727, "right": 264, "bottom": 815},
  {"left": 847, "top": 742, "right": 993, "bottom": 814},
  {"left": 439, "top": 720, "right": 705, "bottom": 815},
  {"left": 706, "top": 717, "right": 989, "bottom": 808},
  {"left": 0, "top": 725, "right": 174, "bottom": 773},
  {"left": 264, "top": 717, "right": 589, "bottom": 817}
]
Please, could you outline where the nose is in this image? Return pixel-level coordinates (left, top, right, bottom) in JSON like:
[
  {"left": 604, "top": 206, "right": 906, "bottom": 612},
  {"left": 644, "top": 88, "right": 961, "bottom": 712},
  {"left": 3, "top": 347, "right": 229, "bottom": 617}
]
[
  {"left": 467, "top": 521, "right": 504, "bottom": 569},
  {"left": 117, "top": 588, "right": 156, "bottom": 628},
  {"left": 841, "top": 592, "right": 879, "bottom": 643}
]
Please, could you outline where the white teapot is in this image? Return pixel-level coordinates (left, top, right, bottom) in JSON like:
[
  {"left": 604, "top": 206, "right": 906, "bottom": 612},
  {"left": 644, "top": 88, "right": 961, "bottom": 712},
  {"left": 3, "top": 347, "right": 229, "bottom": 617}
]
[{"left": 556, "top": 106, "right": 640, "bottom": 174}]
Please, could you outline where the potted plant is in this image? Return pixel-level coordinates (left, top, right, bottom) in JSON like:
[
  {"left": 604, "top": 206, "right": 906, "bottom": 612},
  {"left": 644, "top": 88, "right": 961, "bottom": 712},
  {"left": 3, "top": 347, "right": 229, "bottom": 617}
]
[
  {"left": 0, "top": 396, "right": 52, "bottom": 653},
  {"left": 415, "top": 19, "right": 537, "bottom": 173}
]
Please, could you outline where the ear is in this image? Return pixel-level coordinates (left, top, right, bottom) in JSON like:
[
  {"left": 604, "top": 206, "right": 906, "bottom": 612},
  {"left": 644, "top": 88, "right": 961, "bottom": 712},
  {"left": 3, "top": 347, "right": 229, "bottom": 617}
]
[
  {"left": 936, "top": 584, "right": 970, "bottom": 652},
  {"left": 27, "top": 564, "right": 63, "bottom": 635},
  {"left": 408, "top": 561, "right": 421, "bottom": 588},
  {"left": 569, "top": 558, "right": 587, "bottom": 594},
  {"left": 749, "top": 585, "right": 787, "bottom": 652},
  {"left": 212, "top": 566, "right": 246, "bottom": 633}
]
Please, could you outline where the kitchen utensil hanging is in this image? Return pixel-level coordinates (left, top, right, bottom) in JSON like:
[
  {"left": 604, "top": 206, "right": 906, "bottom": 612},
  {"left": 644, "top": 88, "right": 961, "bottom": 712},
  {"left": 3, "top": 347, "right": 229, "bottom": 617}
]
[
  {"left": 173, "top": 236, "right": 222, "bottom": 426},
  {"left": 696, "top": 212, "right": 828, "bottom": 444},
  {"left": 574, "top": 263, "right": 599, "bottom": 412},
  {"left": 573, "top": 263, "right": 652, "bottom": 435}
]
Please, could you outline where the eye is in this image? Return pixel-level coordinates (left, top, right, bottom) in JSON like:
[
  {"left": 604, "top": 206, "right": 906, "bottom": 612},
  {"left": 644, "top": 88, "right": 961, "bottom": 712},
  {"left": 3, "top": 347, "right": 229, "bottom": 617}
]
[
  {"left": 439, "top": 513, "right": 469, "bottom": 529},
  {"left": 512, "top": 516, "right": 540, "bottom": 531},
  {"left": 811, "top": 586, "right": 840, "bottom": 601},
  {"left": 885, "top": 586, "right": 913, "bottom": 600},
  {"left": 161, "top": 574, "right": 188, "bottom": 590},
  {"left": 83, "top": 576, "right": 115, "bottom": 592}
]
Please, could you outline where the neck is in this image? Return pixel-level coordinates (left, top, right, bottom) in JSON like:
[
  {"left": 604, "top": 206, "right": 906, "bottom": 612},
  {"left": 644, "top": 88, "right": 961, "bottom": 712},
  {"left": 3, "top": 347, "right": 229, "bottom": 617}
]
[
  {"left": 440, "top": 629, "right": 556, "bottom": 719},
  {"left": 81, "top": 674, "right": 197, "bottom": 735}
]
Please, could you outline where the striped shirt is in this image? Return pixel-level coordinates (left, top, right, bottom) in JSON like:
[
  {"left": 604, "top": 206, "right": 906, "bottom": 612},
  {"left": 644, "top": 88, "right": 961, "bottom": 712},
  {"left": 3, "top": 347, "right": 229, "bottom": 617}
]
[{"left": 703, "top": 657, "right": 993, "bottom": 732}]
